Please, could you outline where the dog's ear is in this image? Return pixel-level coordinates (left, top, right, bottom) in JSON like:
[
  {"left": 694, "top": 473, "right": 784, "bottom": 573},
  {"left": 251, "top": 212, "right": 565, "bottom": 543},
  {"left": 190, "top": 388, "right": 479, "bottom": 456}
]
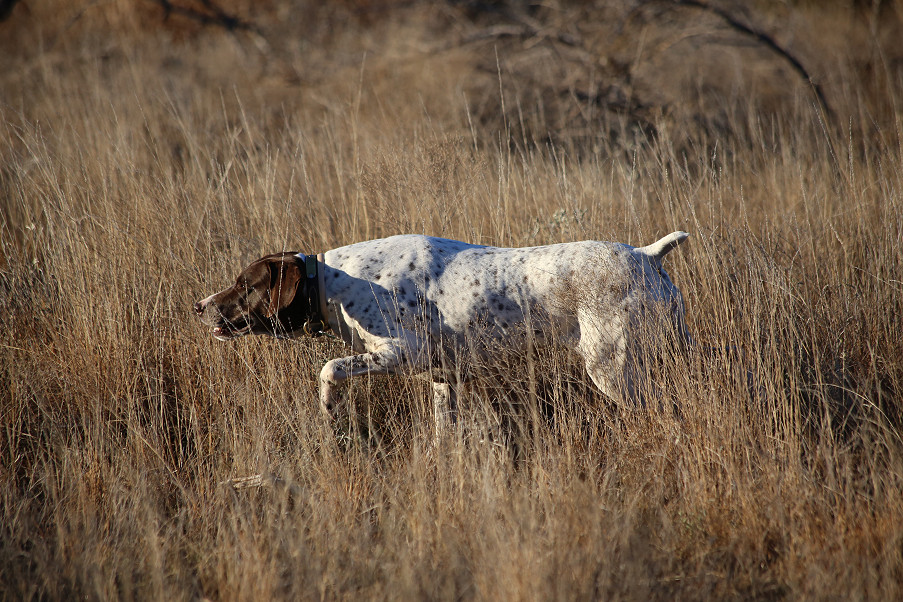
[{"left": 265, "top": 256, "right": 303, "bottom": 318}]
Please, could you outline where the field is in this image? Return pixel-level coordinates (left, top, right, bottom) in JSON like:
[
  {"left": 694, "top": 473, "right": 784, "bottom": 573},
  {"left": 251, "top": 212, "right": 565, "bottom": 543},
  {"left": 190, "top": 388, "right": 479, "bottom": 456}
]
[{"left": 2, "top": 1, "right": 903, "bottom": 599}]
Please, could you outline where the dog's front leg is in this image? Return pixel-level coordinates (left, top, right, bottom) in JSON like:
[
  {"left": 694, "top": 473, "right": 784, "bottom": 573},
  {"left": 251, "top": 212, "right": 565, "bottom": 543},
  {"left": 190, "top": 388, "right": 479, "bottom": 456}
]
[
  {"left": 318, "top": 346, "right": 414, "bottom": 420},
  {"left": 318, "top": 373, "right": 343, "bottom": 420},
  {"left": 431, "top": 382, "right": 458, "bottom": 431}
]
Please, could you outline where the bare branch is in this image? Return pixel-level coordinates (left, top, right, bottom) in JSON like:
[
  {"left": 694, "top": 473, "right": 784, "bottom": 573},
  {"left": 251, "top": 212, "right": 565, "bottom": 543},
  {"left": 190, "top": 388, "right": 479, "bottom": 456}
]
[
  {"left": 149, "top": 0, "right": 261, "bottom": 34},
  {"left": 652, "top": 0, "right": 834, "bottom": 122},
  {"left": 0, "top": 0, "right": 22, "bottom": 22}
]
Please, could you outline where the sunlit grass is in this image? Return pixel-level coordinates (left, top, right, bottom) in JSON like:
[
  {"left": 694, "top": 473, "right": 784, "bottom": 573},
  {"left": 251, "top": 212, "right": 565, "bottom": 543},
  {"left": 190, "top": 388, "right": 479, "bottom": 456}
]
[{"left": 2, "top": 2, "right": 902, "bottom": 599}]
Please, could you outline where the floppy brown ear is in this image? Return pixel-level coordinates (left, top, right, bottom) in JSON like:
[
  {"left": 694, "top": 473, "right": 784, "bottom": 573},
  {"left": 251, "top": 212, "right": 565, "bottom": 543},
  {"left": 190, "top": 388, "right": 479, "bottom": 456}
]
[{"left": 265, "top": 257, "right": 303, "bottom": 318}]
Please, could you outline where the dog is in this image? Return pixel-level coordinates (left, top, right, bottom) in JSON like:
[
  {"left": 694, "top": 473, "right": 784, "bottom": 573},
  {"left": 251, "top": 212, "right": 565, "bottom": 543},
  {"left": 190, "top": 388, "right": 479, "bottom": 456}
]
[{"left": 195, "top": 232, "right": 691, "bottom": 427}]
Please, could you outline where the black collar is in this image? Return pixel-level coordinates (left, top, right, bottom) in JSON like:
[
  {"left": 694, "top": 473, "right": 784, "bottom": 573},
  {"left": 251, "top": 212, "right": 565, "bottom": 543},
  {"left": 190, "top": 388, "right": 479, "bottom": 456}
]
[{"left": 299, "top": 254, "right": 329, "bottom": 336}]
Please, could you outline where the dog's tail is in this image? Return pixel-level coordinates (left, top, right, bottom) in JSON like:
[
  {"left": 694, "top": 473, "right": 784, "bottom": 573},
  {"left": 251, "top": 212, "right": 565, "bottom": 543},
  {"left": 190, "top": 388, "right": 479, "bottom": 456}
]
[{"left": 637, "top": 231, "right": 690, "bottom": 260}]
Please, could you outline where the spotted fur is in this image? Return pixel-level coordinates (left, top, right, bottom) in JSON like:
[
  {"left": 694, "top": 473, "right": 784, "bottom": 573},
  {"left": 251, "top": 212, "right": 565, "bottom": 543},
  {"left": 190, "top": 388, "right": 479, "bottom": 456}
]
[{"left": 196, "top": 232, "right": 691, "bottom": 426}]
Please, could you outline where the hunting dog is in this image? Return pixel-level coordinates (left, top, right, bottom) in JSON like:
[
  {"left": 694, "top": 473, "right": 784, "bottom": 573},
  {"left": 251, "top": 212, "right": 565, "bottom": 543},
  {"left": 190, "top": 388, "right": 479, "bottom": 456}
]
[{"left": 195, "top": 232, "right": 691, "bottom": 427}]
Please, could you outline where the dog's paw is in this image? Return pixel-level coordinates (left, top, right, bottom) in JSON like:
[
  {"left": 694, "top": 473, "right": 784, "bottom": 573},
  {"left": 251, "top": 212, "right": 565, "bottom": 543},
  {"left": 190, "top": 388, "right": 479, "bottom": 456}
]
[{"left": 319, "top": 381, "right": 341, "bottom": 421}]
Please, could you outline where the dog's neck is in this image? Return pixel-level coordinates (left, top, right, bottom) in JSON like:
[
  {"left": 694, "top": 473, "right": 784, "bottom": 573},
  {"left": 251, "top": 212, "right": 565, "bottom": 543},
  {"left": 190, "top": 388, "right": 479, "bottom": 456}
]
[{"left": 292, "top": 253, "right": 330, "bottom": 336}]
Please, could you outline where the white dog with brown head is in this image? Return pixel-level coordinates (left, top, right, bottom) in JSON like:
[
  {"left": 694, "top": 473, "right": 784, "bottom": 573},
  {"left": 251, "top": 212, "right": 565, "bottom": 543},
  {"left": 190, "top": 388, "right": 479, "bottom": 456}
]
[{"left": 195, "top": 232, "right": 691, "bottom": 427}]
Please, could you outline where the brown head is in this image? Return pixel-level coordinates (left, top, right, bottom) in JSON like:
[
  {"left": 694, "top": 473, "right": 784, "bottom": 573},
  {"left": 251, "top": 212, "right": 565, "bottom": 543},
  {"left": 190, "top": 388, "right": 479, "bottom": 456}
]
[{"left": 194, "top": 252, "right": 312, "bottom": 340}]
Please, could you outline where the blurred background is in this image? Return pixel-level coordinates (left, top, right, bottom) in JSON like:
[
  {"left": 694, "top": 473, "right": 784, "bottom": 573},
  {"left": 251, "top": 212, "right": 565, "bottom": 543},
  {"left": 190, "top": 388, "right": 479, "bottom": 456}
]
[{"left": 3, "top": 0, "right": 901, "bottom": 154}]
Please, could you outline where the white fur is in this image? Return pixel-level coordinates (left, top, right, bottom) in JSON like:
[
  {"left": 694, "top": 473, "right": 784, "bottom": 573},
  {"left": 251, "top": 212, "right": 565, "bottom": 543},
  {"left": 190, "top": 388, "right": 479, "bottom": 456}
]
[{"left": 315, "top": 233, "right": 690, "bottom": 422}]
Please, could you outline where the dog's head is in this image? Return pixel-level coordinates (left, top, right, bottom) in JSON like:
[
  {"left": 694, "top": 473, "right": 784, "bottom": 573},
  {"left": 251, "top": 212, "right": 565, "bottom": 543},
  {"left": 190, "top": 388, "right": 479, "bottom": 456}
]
[{"left": 194, "top": 252, "right": 308, "bottom": 340}]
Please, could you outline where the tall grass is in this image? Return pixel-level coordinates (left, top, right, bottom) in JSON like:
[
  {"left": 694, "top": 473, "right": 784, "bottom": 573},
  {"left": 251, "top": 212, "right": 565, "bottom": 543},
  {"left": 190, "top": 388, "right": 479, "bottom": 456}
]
[{"left": 2, "top": 1, "right": 902, "bottom": 599}]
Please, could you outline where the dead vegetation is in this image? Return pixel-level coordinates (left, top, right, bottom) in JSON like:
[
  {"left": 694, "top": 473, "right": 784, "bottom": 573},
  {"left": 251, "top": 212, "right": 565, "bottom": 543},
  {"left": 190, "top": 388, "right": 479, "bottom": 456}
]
[{"left": 2, "top": 1, "right": 903, "bottom": 599}]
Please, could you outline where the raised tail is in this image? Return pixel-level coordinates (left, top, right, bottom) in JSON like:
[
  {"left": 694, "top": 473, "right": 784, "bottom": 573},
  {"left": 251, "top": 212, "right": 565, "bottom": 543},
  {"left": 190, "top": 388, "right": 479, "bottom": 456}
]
[{"left": 637, "top": 231, "right": 690, "bottom": 259}]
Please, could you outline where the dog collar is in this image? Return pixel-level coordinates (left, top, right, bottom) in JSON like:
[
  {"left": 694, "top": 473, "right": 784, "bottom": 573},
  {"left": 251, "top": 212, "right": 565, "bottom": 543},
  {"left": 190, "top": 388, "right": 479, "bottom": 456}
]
[{"left": 297, "top": 253, "right": 331, "bottom": 336}]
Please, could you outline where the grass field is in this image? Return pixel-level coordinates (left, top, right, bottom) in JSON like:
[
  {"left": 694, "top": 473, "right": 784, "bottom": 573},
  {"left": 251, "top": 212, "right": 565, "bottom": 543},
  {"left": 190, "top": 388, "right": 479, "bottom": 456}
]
[{"left": 2, "top": 1, "right": 903, "bottom": 599}]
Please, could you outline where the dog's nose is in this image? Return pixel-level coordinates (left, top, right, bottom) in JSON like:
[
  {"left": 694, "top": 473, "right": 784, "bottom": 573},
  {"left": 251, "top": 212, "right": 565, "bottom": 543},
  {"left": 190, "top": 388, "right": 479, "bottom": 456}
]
[{"left": 194, "top": 301, "right": 205, "bottom": 315}]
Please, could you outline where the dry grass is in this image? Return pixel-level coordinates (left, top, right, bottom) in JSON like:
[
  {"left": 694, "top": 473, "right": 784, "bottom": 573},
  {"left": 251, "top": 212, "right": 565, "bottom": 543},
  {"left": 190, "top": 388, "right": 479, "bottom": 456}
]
[{"left": 2, "top": 1, "right": 902, "bottom": 599}]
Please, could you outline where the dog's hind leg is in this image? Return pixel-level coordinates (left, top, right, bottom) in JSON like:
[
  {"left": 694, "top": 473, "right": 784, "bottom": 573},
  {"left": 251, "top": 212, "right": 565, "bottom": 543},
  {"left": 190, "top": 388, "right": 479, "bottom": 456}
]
[{"left": 575, "top": 308, "right": 637, "bottom": 405}]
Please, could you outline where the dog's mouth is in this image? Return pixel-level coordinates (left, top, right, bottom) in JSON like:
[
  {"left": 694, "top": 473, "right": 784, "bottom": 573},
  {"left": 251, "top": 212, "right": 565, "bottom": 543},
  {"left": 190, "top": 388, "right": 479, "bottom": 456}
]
[{"left": 210, "top": 319, "right": 253, "bottom": 341}]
